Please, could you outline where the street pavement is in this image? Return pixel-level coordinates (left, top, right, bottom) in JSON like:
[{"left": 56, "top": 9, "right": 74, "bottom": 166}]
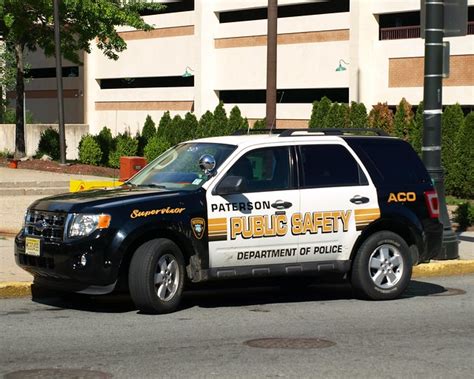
[
  {"left": 1, "top": 275, "right": 473, "bottom": 378},
  {"left": 0, "top": 166, "right": 473, "bottom": 297}
]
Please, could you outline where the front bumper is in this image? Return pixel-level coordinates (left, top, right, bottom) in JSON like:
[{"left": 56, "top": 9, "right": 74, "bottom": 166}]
[{"left": 15, "top": 229, "right": 118, "bottom": 294}]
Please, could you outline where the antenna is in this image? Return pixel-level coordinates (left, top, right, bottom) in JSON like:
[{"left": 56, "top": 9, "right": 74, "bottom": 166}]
[{"left": 269, "top": 90, "right": 285, "bottom": 135}]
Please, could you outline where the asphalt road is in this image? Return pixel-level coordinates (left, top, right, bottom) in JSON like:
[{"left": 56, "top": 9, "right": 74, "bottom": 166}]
[{"left": 1, "top": 275, "right": 473, "bottom": 379}]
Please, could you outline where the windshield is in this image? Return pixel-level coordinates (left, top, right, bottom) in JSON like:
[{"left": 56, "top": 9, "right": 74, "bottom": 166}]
[{"left": 128, "top": 143, "right": 236, "bottom": 190}]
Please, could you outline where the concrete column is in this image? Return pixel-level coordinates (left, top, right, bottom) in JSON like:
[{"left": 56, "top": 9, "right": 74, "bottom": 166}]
[{"left": 194, "top": 0, "right": 220, "bottom": 117}]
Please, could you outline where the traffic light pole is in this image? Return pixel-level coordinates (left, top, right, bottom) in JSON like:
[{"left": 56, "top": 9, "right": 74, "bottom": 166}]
[{"left": 422, "top": 0, "right": 458, "bottom": 259}]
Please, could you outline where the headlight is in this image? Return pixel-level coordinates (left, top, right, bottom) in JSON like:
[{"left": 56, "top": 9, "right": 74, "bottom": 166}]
[{"left": 68, "top": 214, "right": 111, "bottom": 238}]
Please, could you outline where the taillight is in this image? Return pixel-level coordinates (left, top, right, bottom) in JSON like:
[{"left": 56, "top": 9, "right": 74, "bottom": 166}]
[{"left": 424, "top": 190, "right": 439, "bottom": 219}]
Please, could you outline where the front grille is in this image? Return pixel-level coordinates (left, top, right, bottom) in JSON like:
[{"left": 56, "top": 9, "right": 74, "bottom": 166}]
[
  {"left": 19, "top": 253, "right": 55, "bottom": 269},
  {"left": 25, "top": 210, "right": 67, "bottom": 242}
]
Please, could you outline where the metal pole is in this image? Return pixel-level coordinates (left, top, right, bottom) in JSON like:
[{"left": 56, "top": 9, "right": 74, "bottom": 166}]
[
  {"left": 53, "top": 0, "right": 67, "bottom": 164},
  {"left": 266, "top": 0, "right": 277, "bottom": 129},
  {"left": 422, "top": 0, "right": 458, "bottom": 259}
]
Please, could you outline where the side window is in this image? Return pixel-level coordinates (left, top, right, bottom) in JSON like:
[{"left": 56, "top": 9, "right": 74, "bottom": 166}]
[
  {"left": 299, "top": 144, "right": 367, "bottom": 188},
  {"left": 225, "top": 146, "right": 291, "bottom": 192}
]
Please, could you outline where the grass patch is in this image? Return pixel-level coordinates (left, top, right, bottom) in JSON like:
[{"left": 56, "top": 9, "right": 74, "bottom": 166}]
[{"left": 445, "top": 196, "right": 474, "bottom": 206}]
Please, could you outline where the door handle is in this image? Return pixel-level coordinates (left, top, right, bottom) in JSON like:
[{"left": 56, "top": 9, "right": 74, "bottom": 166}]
[
  {"left": 350, "top": 195, "right": 370, "bottom": 204},
  {"left": 271, "top": 200, "right": 293, "bottom": 210}
]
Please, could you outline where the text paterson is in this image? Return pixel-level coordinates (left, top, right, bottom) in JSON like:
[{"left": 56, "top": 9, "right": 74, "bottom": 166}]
[{"left": 211, "top": 201, "right": 271, "bottom": 213}]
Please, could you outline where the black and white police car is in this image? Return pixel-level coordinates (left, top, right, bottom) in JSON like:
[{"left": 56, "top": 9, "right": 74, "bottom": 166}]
[{"left": 15, "top": 128, "right": 443, "bottom": 313}]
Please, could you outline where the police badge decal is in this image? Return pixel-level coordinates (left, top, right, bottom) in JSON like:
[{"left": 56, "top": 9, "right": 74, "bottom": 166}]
[{"left": 191, "top": 218, "right": 206, "bottom": 240}]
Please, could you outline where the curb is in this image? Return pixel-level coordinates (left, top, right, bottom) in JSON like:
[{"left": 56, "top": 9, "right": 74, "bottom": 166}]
[
  {"left": 1, "top": 261, "right": 474, "bottom": 299},
  {"left": 0, "top": 282, "right": 33, "bottom": 299}
]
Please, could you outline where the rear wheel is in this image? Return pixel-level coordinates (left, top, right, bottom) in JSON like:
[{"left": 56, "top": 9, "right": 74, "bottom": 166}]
[
  {"left": 351, "top": 231, "right": 412, "bottom": 300},
  {"left": 129, "top": 238, "right": 185, "bottom": 314}
]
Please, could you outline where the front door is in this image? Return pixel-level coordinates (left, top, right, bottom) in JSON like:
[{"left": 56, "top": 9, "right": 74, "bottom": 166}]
[{"left": 206, "top": 145, "right": 300, "bottom": 270}]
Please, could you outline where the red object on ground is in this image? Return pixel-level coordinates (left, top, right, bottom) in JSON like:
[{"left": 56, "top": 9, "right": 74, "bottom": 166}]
[
  {"left": 119, "top": 156, "right": 147, "bottom": 181},
  {"left": 8, "top": 160, "right": 18, "bottom": 169}
]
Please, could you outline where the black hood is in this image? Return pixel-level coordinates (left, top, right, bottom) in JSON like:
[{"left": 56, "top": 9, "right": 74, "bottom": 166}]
[{"left": 28, "top": 186, "right": 186, "bottom": 213}]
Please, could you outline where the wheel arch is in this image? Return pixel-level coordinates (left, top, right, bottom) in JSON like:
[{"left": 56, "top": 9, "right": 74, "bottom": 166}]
[
  {"left": 350, "top": 217, "right": 423, "bottom": 266},
  {"left": 116, "top": 228, "right": 195, "bottom": 291}
]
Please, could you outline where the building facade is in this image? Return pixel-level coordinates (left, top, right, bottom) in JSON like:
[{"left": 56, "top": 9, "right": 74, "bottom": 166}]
[{"left": 14, "top": 0, "right": 474, "bottom": 136}]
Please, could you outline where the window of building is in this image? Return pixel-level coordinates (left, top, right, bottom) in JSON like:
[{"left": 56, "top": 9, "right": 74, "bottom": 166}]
[
  {"left": 218, "top": 0, "right": 349, "bottom": 23},
  {"left": 139, "top": 0, "right": 194, "bottom": 16},
  {"left": 299, "top": 144, "right": 366, "bottom": 188},
  {"left": 218, "top": 88, "right": 349, "bottom": 104},
  {"left": 99, "top": 76, "right": 194, "bottom": 89},
  {"left": 225, "top": 146, "right": 292, "bottom": 193},
  {"left": 25, "top": 66, "right": 79, "bottom": 79}
]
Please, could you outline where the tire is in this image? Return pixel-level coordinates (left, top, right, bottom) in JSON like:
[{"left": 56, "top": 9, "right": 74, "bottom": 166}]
[
  {"left": 351, "top": 231, "right": 412, "bottom": 300},
  {"left": 129, "top": 238, "right": 185, "bottom": 314}
]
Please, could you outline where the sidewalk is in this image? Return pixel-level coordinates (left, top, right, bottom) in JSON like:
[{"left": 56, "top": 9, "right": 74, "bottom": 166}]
[
  {"left": 0, "top": 166, "right": 473, "bottom": 298},
  {"left": 0, "top": 166, "right": 116, "bottom": 234}
]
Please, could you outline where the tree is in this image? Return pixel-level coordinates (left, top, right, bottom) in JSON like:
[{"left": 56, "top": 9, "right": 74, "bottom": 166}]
[
  {"left": 228, "top": 106, "right": 248, "bottom": 135},
  {"left": 323, "top": 102, "right": 346, "bottom": 129},
  {"left": 156, "top": 111, "right": 172, "bottom": 140},
  {"left": 394, "top": 98, "right": 414, "bottom": 140},
  {"left": 2, "top": 0, "right": 164, "bottom": 158},
  {"left": 411, "top": 101, "right": 424, "bottom": 155},
  {"left": 309, "top": 96, "right": 331, "bottom": 129},
  {"left": 138, "top": 115, "right": 156, "bottom": 155},
  {"left": 211, "top": 101, "right": 228, "bottom": 136},
  {"left": 349, "top": 101, "right": 368, "bottom": 129},
  {"left": 441, "top": 103, "right": 464, "bottom": 195},
  {"left": 368, "top": 102, "right": 394, "bottom": 135},
  {"left": 181, "top": 112, "right": 198, "bottom": 142},
  {"left": 196, "top": 110, "right": 213, "bottom": 138},
  {"left": 0, "top": 39, "right": 17, "bottom": 123},
  {"left": 455, "top": 112, "right": 474, "bottom": 198}
]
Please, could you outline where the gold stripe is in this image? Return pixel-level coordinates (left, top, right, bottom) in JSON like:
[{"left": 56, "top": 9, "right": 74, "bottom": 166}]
[
  {"left": 209, "top": 218, "right": 227, "bottom": 224},
  {"left": 215, "top": 29, "right": 349, "bottom": 49},
  {"left": 118, "top": 26, "right": 194, "bottom": 41},
  {"left": 355, "top": 215, "right": 380, "bottom": 221},
  {"left": 355, "top": 208, "right": 380, "bottom": 215},
  {"left": 95, "top": 101, "right": 193, "bottom": 111}
]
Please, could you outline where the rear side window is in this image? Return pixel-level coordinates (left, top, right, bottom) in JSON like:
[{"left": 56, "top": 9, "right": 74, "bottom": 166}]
[
  {"left": 299, "top": 144, "right": 367, "bottom": 188},
  {"left": 346, "top": 139, "right": 431, "bottom": 186}
]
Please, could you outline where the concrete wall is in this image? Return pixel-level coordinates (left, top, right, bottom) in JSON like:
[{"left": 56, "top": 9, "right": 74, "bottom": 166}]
[{"left": 0, "top": 124, "right": 89, "bottom": 160}]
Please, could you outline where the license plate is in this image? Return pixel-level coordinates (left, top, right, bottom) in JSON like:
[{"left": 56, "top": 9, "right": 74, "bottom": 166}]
[{"left": 25, "top": 237, "right": 41, "bottom": 256}]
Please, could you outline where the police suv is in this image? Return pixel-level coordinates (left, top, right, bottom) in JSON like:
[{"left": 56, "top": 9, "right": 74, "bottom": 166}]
[{"left": 15, "top": 129, "right": 443, "bottom": 313}]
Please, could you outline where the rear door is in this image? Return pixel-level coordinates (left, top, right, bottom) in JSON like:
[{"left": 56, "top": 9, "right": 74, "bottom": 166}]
[
  {"left": 295, "top": 142, "right": 380, "bottom": 263},
  {"left": 206, "top": 145, "right": 300, "bottom": 271}
]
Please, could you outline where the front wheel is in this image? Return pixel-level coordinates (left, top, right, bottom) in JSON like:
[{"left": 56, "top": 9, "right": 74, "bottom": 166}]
[
  {"left": 351, "top": 231, "right": 412, "bottom": 300},
  {"left": 129, "top": 238, "right": 185, "bottom": 314}
]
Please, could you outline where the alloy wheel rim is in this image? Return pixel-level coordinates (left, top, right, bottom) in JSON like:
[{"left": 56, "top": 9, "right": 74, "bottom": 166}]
[
  {"left": 154, "top": 254, "right": 179, "bottom": 301},
  {"left": 368, "top": 244, "right": 404, "bottom": 289}
]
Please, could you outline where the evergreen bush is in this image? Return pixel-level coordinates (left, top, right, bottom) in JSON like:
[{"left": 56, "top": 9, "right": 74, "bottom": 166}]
[
  {"left": 138, "top": 115, "right": 156, "bottom": 155},
  {"left": 453, "top": 202, "right": 474, "bottom": 230},
  {"left": 95, "top": 126, "right": 113, "bottom": 165},
  {"left": 349, "top": 102, "right": 368, "bottom": 129},
  {"left": 394, "top": 98, "right": 414, "bottom": 140},
  {"left": 228, "top": 106, "right": 248, "bottom": 134},
  {"left": 196, "top": 111, "right": 214, "bottom": 138},
  {"left": 78, "top": 135, "right": 102, "bottom": 165},
  {"left": 310, "top": 96, "right": 331, "bottom": 128},
  {"left": 211, "top": 102, "right": 228, "bottom": 136},
  {"left": 182, "top": 112, "right": 198, "bottom": 142},
  {"left": 156, "top": 111, "right": 172, "bottom": 141},
  {"left": 454, "top": 112, "right": 474, "bottom": 198},
  {"left": 144, "top": 136, "right": 171, "bottom": 162},
  {"left": 323, "top": 102, "right": 346, "bottom": 129},
  {"left": 36, "top": 128, "right": 62, "bottom": 160},
  {"left": 308, "top": 100, "right": 319, "bottom": 129},
  {"left": 108, "top": 132, "right": 139, "bottom": 168},
  {"left": 411, "top": 101, "right": 424, "bottom": 154},
  {"left": 253, "top": 118, "right": 266, "bottom": 129},
  {"left": 441, "top": 104, "right": 464, "bottom": 195}
]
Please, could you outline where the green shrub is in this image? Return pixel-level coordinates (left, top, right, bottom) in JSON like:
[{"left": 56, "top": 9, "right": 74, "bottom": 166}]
[
  {"left": 394, "top": 98, "right": 414, "bottom": 140},
  {"left": 228, "top": 106, "right": 248, "bottom": 134},
  {"left": 210, "top": 102, "right": 228, "bottom": 136},
  {"left": 78, "top": 135, "right": 102, "bottom": 165},
  {"left": 349, "top": 102, "right": 368, "bottom": 129},
  {"left": 108, "top": 132, "right": 139, "bottom": 168},
  {"left": 156, "top": 111, "right": 173, "bottom": 142},
  {"left": 453, "top": 202, "right": 474, "bottom": 230},
  {"left": 442, "top": 104, "right": 464, "bottom": 195},
  {"left": 138, "top": 115, "right": 157, "bottom": 155},
  {"left": 411, "top": 101, "right": 424, "bottom": 155},
  {"left": 309, "top": 96, "right": 331, "bottom": 129},
  {"left": 36, "top": 128, "right": 62, "bottom": 160},
  {"left": 144, "top": 136, "right": 171, "bottom": 162},
  {"left": 323, "top": 102, "right": 347, "bottom": 129},
  {"left": 454, "top": 112, "right": 474, "bottom": 198},
  {"left": 2, "top": 107, "right": 35, "bottom": 124},
  {"left": 95, "top": 126, "right": 114, "bottom": 165},
  {"left": 253, "top": 118, "right": 266, "bottom": 130},
  {"left": 196, "top": 111, "right": 214, "bottom": 138}
]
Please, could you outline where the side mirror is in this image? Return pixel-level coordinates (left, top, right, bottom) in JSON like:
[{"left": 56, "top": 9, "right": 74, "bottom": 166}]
[
  {"left": 215, "top": 176, "right": 247, "bottom": 196},
  {"left": 199, "top": 154, "right": 216, "bottom": 177}
]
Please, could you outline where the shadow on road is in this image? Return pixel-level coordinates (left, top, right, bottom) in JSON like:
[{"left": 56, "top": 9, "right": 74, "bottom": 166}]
[{"left": 30, "top": 278, "right": 453, "bottom": 314}]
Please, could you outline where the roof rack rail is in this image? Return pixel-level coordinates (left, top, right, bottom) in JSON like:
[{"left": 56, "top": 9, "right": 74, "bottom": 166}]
[
  {"left": 232, "top": 128, "right": 287, "bottom": 136},
  {"left": 278, "top": 128, "right": 389, "bottom": 137}
]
